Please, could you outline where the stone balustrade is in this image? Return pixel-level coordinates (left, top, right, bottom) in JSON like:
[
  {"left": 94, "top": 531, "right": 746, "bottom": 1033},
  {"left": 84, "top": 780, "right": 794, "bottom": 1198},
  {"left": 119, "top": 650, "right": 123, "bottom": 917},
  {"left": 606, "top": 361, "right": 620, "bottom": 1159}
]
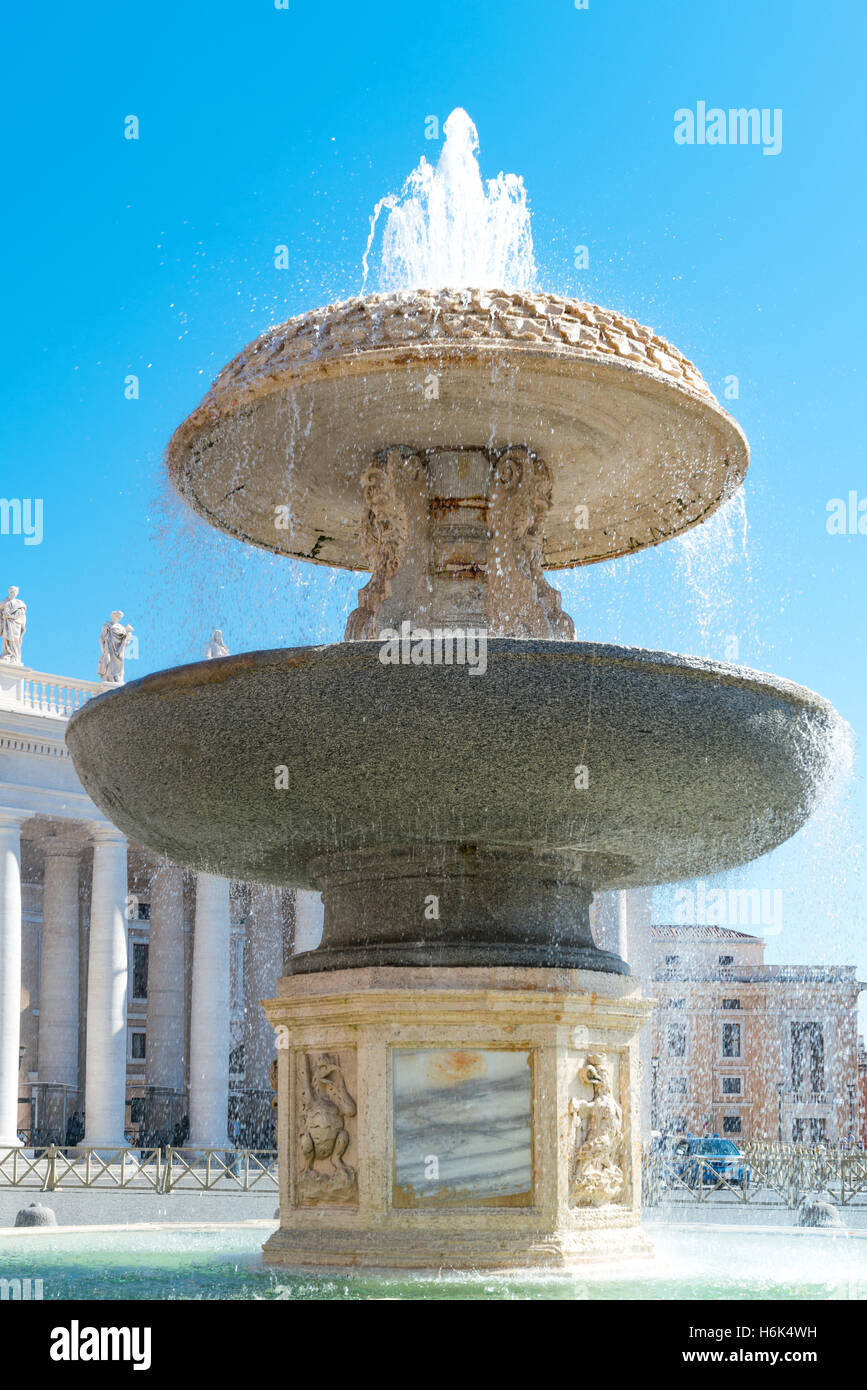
[{"left": 0, "top": 663, "right": 104, "bottom": 718}]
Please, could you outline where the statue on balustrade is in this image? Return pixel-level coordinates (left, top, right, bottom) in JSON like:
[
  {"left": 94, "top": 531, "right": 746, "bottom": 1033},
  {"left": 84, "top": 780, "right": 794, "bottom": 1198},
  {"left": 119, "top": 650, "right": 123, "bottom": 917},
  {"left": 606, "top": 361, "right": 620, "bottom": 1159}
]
[
  {"left": 204, "top": 628, "right": 230, "bottom": 660},
  {"left": 0, "top": 585, "right": 26, "bottom": 664},
  {"left": 97, "top": 610, "right": 134, "bottom": 684}
]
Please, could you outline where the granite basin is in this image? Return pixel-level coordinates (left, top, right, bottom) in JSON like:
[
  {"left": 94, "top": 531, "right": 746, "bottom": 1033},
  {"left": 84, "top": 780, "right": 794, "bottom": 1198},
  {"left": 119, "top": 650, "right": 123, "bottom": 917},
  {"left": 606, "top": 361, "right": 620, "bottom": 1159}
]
[{"left": 66, "top": 639, "right": 837, "bottom": 894}]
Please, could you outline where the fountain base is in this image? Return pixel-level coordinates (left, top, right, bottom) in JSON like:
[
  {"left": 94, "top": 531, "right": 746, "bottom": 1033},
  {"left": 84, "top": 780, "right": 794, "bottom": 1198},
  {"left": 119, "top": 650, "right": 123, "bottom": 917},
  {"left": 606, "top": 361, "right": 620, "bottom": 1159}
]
[
  {"left": 292, "top": 846, "right": 629, "bottom": 974},
  {"left": 263, "top": 965, "right": 651, "bottom": 1272}
]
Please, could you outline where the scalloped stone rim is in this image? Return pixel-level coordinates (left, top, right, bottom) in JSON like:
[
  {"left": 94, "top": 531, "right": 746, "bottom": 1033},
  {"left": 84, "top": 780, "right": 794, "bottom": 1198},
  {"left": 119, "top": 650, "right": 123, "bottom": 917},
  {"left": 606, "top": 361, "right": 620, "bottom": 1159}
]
[{"left": 167, "top": 288, "right": 717, "bottom": 475}]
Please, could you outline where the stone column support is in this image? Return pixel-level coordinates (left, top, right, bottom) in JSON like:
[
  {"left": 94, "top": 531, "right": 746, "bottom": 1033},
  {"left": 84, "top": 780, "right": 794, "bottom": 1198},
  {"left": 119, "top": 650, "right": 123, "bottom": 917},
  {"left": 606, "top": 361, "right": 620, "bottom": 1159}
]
[
  {"left": 245, "top": 884, "right": 282, "bottom": 1091},
  {"left": 145, "top": 860, "right": 186, "bottom": 1094},
  {"left": 0, "top": 812, "right": 25, "bottom": 1147},
  {"left": 83, "top": 826, "right": 129, "bottom": 1149},
  {"left": 188, "top": 872, "right": 231, "bottom": 1149},
  {"left": 38, "top": 841, "right": 82, "bottom": 1090}
]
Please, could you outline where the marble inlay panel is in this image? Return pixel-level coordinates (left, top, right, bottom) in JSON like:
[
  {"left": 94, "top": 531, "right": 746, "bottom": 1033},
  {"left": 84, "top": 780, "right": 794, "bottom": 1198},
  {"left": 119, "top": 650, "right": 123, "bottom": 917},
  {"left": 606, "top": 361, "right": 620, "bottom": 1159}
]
[{"left": 392, "top": 1048, "right": 533, "bottom": 1207}]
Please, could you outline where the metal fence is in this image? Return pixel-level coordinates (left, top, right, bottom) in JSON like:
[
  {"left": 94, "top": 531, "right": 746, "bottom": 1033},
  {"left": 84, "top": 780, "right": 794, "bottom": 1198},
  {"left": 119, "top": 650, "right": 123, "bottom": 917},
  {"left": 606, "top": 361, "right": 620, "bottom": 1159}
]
[
  {"left": 644, "top": 1142, "right": 867, "bottom": 1207},
  {"left": 0, "top": 1146, "right": 278, "bottom": 1193}
]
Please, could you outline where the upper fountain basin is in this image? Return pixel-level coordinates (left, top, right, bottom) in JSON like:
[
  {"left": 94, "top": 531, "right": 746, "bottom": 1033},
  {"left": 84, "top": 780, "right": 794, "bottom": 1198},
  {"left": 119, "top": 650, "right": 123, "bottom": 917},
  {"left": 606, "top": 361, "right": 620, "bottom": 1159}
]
[
  {"left": 166, "top": 290, "right": 748, "bottom": 571},
  {"left": 65, "top": 640, "right": 837, "bottom": 891}
]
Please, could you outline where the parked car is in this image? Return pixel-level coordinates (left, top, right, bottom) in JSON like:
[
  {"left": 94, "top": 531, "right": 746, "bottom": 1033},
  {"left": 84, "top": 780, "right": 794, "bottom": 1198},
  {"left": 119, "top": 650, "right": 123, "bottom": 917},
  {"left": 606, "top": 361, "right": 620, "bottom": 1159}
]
[{"left": 666, "top": 1133, "right": 751, "bottom": 1190}]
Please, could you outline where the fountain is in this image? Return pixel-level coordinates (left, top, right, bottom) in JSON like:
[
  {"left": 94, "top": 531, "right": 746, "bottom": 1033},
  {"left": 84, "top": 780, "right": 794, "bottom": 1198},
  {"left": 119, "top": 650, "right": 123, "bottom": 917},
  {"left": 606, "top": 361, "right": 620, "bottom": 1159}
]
[{"left": 66, "top": 111, "right": 841, "bottom": 1272}]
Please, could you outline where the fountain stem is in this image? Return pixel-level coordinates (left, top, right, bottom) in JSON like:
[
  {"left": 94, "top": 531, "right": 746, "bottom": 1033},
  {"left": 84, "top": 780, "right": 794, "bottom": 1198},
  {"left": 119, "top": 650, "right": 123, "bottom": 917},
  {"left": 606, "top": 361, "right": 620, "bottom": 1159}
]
[{"left": 345, "top": 445, "right": 576, "bottom": 640}]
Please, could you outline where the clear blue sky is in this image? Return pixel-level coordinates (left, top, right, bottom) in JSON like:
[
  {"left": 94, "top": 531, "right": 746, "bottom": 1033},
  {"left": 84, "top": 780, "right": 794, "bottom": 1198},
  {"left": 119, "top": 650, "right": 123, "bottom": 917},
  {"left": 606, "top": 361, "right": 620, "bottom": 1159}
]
[{"left": 2, "top": 1, "right": 865, "bottom": 987}]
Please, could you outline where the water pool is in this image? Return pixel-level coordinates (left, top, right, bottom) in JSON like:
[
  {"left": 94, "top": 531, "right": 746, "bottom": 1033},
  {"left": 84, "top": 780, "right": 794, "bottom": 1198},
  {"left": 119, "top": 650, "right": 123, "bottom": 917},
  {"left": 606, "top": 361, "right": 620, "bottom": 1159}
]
[{"left": 0, "top": 1222, "right": 864, "bottom": 1300}]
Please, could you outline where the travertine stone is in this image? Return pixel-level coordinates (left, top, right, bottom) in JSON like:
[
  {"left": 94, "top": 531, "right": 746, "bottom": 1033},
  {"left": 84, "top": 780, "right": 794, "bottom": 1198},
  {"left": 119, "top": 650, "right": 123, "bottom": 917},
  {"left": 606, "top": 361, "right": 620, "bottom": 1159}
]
[
  {"left": 166, "top": 289, "right": 749, "bottom": 574},
  {"left": 296, "top": 1050, "right": 358, "bottom": 1206},
  {"left": 263, "top": 966, "right": 653, "bottom": 1271},
  {"left": 345, "top": 445, "right": 578, "bottom": 639}
]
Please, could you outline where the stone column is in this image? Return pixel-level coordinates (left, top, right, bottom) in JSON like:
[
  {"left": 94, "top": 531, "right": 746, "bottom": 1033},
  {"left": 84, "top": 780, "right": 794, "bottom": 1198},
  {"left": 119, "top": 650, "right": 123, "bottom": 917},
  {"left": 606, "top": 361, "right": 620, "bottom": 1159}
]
[
  {"left": 83, "top": 827, "right": 129, "bottom": 1149},
  {"left": 38, "top": 843, "right": 81, "bottom": 1089},
  {"left": 292, "top": 889, "right": 324, "bottom": 955},
  {"left": 0, "top": 812, "right": 24, "bottom": 1147},
  {"left": 245, "top": 884, "right": 282, "bottom": 1090},
  {"left": 188, "top": 872, "right": 230, "bottom": 1148},
  {"left": 145, "top": 860, "right": 185, "bottom": 1094}
]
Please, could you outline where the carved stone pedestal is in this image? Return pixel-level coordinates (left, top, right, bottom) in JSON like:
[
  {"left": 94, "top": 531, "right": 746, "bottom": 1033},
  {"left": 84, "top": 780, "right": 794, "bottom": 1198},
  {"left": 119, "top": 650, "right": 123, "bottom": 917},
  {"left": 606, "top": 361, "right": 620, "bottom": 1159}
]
[{"left": 262, "top": 966, "right": 652, "bottom": 1272}]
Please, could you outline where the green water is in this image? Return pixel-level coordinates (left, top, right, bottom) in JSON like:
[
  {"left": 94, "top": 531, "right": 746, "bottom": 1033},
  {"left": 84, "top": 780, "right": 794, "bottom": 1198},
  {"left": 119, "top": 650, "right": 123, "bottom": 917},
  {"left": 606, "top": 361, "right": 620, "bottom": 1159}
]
[{"left": 1, "top": 1225, "right": 865, "bottom": 1299}]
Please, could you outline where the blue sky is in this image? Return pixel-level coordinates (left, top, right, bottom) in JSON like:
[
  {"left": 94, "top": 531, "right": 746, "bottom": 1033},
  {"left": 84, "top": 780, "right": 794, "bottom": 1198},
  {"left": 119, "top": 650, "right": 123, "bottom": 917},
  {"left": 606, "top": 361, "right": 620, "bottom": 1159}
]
[{"left": 2, "top": 1, "right": 865, "bottom": 984}]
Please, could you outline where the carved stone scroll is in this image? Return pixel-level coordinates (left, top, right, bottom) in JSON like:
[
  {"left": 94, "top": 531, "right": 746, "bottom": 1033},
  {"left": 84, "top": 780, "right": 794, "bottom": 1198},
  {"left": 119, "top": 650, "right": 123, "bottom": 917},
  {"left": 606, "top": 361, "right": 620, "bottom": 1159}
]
[
  {"left": 344, "top": 450, "right": 427, "bottom": 640},
  {"left": 486, "top": 448, "right": 576, "bottom": 639}
]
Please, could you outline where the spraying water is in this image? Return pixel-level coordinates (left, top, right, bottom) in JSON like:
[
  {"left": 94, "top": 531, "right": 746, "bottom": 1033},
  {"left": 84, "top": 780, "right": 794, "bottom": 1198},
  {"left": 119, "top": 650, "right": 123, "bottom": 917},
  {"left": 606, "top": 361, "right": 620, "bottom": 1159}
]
[{"left": 363, "top": 108, "right": 536, "bottom": 292}]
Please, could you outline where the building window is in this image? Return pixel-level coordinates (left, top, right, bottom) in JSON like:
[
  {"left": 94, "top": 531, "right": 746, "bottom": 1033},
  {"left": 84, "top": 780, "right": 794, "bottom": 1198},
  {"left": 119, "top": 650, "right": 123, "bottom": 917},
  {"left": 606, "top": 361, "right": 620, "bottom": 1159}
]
[
  {"left": 722, "top": 1022, "right": 741, "bottom": 1058},
  {"left": 136, "top": 901, "right": 151, "bottom": 921},
  {"left": 131, "top": 1032, "right": 146, "bottom": 1060},
  {"left": 793, "top": 1118, "right": 827, "bottom": 1145},
  {"left": 667, "top": 1022, "right": 686, "bottom": 1058},
  {"left": 791, "top": 1022, "right": 824, "bottom": 1093},
  {"left": 722, "top": 998, "right": 740, "bottom": 1010},
  {"left": 668, "top": 1076, "right": 688, "bottom": 1097},
  {"left": 722, "top": 1076, "right": 742, "bottom": 1095},
  {"left": 718, "top": 954, "right": 734, "bottom": 978},
  {"left": 229, "top": 1042, "right": 246, "bottom": 1078},
  {"left": 132, "top": 942, "right": 149, "bottom": 1001},
  {"left": 723, "top": 1115, "right": 742, "bottom": 1134},
  {"left": 667, "top": 998, "right": 685, "bottom": 1009}
]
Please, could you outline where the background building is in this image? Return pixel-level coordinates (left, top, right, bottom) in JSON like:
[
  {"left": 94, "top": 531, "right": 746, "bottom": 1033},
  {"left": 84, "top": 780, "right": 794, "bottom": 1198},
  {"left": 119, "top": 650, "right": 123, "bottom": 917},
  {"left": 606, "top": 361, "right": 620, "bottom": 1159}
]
[
  {"left": 646, "top": 925, "right": 863, "bottom": 1142},
  {"left": 0, "top": 655, "right": 324, "bottom": 1149}
]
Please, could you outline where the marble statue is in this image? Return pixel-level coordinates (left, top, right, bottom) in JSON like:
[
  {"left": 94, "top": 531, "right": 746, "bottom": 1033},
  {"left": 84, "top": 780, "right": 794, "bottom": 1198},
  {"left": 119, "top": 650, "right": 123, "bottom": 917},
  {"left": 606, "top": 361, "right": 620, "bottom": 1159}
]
[
  {"left": 569, "top": 1053, "right": 625, "bottom": 1207},
  {"left": 97, "top": 611, "right": 134, "bottom": 684},
  {"left": 204, "top": 628, "right": 230, "bottom": 660},
  {"left": 0, "top": 586, "right": 26, "bottom": 664},
  {"left": 297, "top": 1052, "right": 358, "bottom": 1205}
]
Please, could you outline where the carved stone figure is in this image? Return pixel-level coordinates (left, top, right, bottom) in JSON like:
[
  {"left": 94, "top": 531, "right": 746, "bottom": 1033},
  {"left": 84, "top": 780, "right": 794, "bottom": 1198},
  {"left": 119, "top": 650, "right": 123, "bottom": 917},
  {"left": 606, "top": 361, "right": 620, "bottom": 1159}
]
[
  {"left": 344, "top": 449, "right": 426, "bottom": 640},
  {"left": 569, "top": 1052, "right": 625, "bottom": 1207},
  {"left": 0, "top": 586, "right": 26, "bottom": 664},
  {"left": 204, "top": 628, "right": 230, "bottom": 660},
  {"left": 269, "top": 1057, "right": 278, "bottom": 1114},
  {"left": 297, "top": 1052, "right": 358, "bottom": 1205},
  {"left": 486, "top": 448, "right": 576, "bottom": 639},
  {"left": 97, "top": 611, "right": 134, "bottom": 684}
]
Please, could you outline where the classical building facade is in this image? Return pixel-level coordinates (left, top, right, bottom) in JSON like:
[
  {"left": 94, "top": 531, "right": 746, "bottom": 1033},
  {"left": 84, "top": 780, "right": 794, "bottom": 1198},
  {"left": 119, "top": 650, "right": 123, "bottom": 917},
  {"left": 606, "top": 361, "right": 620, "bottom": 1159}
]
[
  {"left": 0, "top": 654, "right": 324, "bottom": 1149},
  {"left": 647, "top": 925, "right": 863, "bottom": 1142}
]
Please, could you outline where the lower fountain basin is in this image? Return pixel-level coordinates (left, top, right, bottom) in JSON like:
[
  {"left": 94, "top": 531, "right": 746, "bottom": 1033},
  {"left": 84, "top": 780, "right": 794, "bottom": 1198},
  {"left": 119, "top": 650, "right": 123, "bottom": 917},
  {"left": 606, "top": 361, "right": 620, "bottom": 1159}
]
[
  {"left": 0, "top": 1222, "right": 864, "bottom": 1300},
  {"left": 66, "top": 639, "right": 838, "bottom": 908}
]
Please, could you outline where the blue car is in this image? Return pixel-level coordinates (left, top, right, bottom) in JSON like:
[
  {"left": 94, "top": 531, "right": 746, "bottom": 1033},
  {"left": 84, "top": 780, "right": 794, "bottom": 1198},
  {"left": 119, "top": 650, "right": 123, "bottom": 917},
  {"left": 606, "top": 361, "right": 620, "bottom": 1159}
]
[{"left": 668, "top": 1134, "right": 751, "bottom": 1190}]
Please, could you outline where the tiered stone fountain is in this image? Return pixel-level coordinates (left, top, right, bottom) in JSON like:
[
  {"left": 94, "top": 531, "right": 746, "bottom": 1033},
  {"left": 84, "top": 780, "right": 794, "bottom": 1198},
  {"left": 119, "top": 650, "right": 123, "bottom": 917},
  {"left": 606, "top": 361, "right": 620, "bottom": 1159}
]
[{"left": 66, "top": 114, "right": 839, "bottom": 1271}]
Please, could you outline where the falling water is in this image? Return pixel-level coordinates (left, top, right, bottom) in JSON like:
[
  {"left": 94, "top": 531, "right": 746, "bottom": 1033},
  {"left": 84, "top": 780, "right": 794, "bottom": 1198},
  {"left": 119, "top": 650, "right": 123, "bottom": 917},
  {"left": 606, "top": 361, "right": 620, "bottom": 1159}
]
[
  {"left": 672, "top": 488, "right": 757, "bottom": 664},
  {"left": 362, "top": 108, "right": 536, "bottom": 292}
]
